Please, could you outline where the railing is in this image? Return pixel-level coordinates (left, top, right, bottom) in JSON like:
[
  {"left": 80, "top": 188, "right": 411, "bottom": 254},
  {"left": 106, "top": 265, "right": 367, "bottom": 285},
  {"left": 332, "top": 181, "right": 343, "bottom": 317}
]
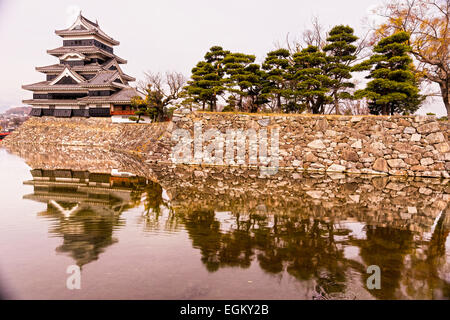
[{"left": 110, "top": 110, "right": 136, "bottom": 115}]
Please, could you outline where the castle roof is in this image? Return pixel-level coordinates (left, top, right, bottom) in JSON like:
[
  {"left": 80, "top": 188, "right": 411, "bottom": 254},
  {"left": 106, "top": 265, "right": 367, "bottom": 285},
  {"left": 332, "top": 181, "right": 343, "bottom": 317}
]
[
  {"left": 78, "top": 87, "right": 142, "bottom": 104},
  {"left": 35, "top": 59, "right": 135, "bottom": 81},
  {"left": 87, "top": 70, "right": 118, "bottom": 84},
  {"left": 47, "top": 46, "right": 127, "bottom": 64},
  {"left": 22, "top": 81, "right": 88, "bottom": 91},
  {"left": 36, "top": 63, "right": 103, "bottom": 73},
  {"left": 55, "top": 13, "right": 120, "bottom": 46},
  {"left": 23, "top": 99, "right": 82, "bottom": 105},
  {"left": 24, "top": 87, "right": 141, "bottom": 105}
]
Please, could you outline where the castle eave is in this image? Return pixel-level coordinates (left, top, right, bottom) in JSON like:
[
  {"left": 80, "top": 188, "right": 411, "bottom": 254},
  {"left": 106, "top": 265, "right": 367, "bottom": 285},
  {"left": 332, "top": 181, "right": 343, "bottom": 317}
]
[
  {"left": 80, "top": 99, "right": 131, "bottom": 104},
  {"left": 47, "top": 46, "right": 127, "bottom": 64},
  {"left": 122, "top": 75, "right": 136, "bottom": 81},
  {"left": 54, "top": 30, "right": 120, "bottom": 46},
  {"left": 36, "top": 63, "right": 103, "bottom": 73},
  {"left": 22, "top": 84, "right": 89, "bottom": 92},
  {"left": 80, "top": 84, "right": 122, "bottom": 89},
  {"left": 23, "top": 99, "right": 81, "bottom": 105}
]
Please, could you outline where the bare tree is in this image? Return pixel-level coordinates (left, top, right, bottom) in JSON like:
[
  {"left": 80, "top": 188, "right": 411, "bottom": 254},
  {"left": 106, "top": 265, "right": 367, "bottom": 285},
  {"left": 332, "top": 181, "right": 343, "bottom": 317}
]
[
  {"left": 352, "top": 29, "right": 373, "bottom": 63},
  {"left": 302, "top": 16, "right": 327, "bottom": 49},
  {"left": 340, "top": 99, "right": 370, "bottom": 115},
  {"left": 368, "top": 0, "right": 450, "bottom": 116},
  {"left": 136, "top": 71, "right": 187, "bottom": 121},
  {"left": 139, "top": 71, "right": 186, "bottom": 102},
  {"left": 282, "top": 16, "right": 327, "bottom": 54}
]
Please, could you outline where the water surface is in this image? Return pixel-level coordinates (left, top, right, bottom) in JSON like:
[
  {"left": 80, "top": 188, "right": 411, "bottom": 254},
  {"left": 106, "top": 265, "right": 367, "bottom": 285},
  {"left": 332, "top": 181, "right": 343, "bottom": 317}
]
[{"left": 0, "top": 146, "right": 449, "bottom": 300}]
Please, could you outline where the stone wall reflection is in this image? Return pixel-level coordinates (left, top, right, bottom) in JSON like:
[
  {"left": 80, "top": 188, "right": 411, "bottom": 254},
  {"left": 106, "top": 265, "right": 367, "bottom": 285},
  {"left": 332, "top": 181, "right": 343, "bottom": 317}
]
[
  {"left": 5, "top": 144, "right": 156, "bottom": 179},
  {"left": 151, "top": 165, "right": 449, "bottom": 233}
]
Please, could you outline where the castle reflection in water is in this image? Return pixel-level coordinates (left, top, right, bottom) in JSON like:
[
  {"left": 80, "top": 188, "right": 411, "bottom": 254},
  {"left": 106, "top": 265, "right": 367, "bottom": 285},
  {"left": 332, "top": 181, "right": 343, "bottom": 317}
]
[{"left": 23, "top": 168, "right": 153, "bottom": 267}]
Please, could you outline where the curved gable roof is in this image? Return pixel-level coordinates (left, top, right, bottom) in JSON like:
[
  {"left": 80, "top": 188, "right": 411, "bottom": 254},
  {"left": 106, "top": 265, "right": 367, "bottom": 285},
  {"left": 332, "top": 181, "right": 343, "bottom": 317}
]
[
  {"left": 102, "top": 59, "right": 136, "bottom": 81},
  {"left": 49, "top": 67, "right": 86, "bottom": 85}
]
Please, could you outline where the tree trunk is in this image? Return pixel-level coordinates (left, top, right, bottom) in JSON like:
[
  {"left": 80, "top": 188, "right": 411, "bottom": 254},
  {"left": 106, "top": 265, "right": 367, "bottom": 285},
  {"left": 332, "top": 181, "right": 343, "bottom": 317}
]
[
  {"left": 446, "top": 99, "right": 450, "bottom": 118},
  {"left": 334, "top": 94, "right": 340, "bottom": 115},
  {"left": 251, "top": 96, "right": 258, "bottom": 113},
  {"left": 440, "top": 81, "right": 450, "bottom": 117},
  {"left": 277, "top": 94, "right": 282, "bottom": 113}
]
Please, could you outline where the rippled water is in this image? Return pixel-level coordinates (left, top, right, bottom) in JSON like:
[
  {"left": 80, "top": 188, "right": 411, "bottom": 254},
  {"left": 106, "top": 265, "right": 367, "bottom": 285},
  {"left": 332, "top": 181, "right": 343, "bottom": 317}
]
[{"left": 0, "top": 147, "right": 448, "bottom": 300}]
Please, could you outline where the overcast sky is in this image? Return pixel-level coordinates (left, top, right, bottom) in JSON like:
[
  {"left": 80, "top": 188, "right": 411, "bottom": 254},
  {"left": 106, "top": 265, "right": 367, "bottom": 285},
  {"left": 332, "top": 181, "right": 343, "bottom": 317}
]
[{"left": 0, "top": 0, "right": 445, "bottom": 115}]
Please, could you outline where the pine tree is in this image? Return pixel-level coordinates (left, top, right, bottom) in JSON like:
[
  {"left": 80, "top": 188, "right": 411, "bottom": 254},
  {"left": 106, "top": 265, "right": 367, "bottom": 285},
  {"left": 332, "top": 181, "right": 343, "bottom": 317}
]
[
  {"left": 222, "top": 52, "right": 261, "bottom": 112},
  {"left": 204, "top": 45, "right": 229, "bottom": 67},
  {"left": 246, "top": 63, "right": 269, "bottom": 113},
  {"left": 292, "top": 46, "right": 333, "bottom": 114},
  {"left": 184, "top": 46, "right": 229, "bottom": 111},
  {"left": 323, "top": 25, "right": 358, "bottom": 114},
  {"left": 144, "top": 85, "right": 168, "bottom": 122},
  {"left": 354, "top": 32, "right": 423, "bottom": 115},
  {"left": 130, "top": 96, "right": 148, "bottom": 123},
  {"left": 262, "top": 49, "right": 291, "bottom": 112}
]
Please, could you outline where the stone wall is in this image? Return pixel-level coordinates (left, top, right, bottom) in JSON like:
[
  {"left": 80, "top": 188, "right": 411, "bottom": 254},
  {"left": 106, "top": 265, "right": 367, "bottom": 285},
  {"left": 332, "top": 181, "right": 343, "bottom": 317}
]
[
  {"left": 2, "top": 112, "right": 449, "bottom": 178},
  {"left": 1, "top": 116, "right": 171, "bottom": 150},
  {"left": 168, "top": 112, "right": 450, "bottom": 178}
]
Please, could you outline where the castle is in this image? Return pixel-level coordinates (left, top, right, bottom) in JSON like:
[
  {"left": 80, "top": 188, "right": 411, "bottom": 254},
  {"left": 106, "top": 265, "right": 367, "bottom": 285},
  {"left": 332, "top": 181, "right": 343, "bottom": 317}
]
[{"left": 23, "top": 12, "right": 140, "bottom": 117}]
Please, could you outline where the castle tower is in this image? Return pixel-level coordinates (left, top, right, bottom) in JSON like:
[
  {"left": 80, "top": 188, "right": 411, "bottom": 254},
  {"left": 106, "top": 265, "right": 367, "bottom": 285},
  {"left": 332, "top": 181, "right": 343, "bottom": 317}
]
[{"left": 23, "top": 12, "right": 140, "bottom": 117}]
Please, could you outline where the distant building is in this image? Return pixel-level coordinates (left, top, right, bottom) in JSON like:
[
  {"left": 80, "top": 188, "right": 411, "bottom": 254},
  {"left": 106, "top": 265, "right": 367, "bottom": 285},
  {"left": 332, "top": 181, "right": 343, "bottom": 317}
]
[{"left": 23, "top": 12, "right": 140, "bottom": 118}]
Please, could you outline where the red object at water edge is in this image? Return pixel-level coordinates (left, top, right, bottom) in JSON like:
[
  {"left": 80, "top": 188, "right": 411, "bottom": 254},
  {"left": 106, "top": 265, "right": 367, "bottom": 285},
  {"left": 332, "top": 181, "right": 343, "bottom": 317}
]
[{"left": 0, "top": 132, "right": 11, "bottom": 140}]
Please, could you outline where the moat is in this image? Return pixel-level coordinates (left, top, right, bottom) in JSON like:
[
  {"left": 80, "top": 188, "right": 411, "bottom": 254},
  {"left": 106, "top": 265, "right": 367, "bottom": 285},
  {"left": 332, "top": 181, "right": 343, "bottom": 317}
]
[{"left": 0, "top": 146, "right": 448, "bottom": 300}]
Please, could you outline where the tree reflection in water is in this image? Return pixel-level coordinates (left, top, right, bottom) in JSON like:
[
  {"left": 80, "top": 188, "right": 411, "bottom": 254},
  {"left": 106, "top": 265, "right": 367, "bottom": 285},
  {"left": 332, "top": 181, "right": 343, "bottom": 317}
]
[
  {"left": 180, "top": 210, "right": 450, "bottom": 299},
  {"left": 138, "top": 181, "right": 183, "bottom": 233},
  {"left": 351, "top": 208, "right": 450, "bottom": 300},
  {"left": 181, "top": 211, "right": 354, "bottom": 298},
  {"left": 25, "top": 168, "right": 450, "bottom": 299},
  {"left": 351, "top": 226, "right": 414, "bottom": 299}
]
